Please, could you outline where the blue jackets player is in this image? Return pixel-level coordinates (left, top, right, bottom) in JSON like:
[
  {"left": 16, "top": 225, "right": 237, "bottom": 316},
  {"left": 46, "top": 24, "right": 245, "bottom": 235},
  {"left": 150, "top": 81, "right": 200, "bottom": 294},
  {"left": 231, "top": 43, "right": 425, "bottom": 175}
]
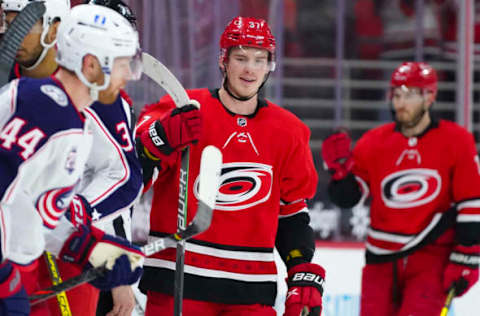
[
  {"left": 0, "top": 4, "right": 144, "bottom": 315},
  {"left": 4, "top": 0, "right": 144, "bottom": 314}
]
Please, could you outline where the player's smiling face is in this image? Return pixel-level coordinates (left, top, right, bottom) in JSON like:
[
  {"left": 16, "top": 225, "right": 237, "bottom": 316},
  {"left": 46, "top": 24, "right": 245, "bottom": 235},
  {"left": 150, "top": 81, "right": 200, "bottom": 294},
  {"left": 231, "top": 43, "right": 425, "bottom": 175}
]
[
  {"left": 392, "top": 86, "right": 430, "bottom": 127},
  {"left": 225, "top": 46, "right": 270, "bottom": 98}
]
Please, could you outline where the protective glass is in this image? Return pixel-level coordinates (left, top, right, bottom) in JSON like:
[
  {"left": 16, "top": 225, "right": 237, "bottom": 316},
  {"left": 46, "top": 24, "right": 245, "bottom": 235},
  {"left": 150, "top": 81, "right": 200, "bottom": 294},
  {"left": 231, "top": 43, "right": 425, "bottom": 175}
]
[{"left": 112, "top": 49, "right": 143, "bottom": 81}]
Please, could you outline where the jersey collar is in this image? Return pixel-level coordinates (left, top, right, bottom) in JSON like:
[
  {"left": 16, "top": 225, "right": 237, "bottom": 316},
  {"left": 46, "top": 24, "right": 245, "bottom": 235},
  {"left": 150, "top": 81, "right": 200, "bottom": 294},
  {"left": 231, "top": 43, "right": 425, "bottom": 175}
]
[{"left": 210, "top": 89, "right": 268, "bottom": 118}]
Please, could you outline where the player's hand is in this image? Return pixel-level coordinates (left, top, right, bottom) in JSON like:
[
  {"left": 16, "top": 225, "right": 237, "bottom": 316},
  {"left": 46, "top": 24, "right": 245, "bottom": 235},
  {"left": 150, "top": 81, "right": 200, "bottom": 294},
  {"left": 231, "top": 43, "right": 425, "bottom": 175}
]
[
  {"left": 284, "top": 263, "right": 325, "bottom": 316},
  {"left": 443, "top": 244, "right": 480, "bottom": 297},
  {"left": 139, "top": 100, "right": 202, "bottom": 164},
  {"left": 106, "top": 285, "right": 136, "bottom": 316},
  {"left": 321, "top": 129, "right": 353, "bottom": 181},
  {"left": 59, "top": 224, "right": 144, "bottom": 290},
  {"left": 0, "top": 262, "right": 30, "bottom": 315}
]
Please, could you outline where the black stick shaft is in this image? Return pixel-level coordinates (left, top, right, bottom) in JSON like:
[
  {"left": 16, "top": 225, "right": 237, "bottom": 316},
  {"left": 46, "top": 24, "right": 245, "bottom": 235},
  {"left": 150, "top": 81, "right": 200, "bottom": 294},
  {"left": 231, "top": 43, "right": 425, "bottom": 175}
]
[
  {"left": 174, "top": 148, "right": 190, "bottom": 316},
  {"left": 0, "top": 2, "right": 45, "bottom": 85},
  {"left": 29, "top": 266, "right": 106, "bottom": 305}
]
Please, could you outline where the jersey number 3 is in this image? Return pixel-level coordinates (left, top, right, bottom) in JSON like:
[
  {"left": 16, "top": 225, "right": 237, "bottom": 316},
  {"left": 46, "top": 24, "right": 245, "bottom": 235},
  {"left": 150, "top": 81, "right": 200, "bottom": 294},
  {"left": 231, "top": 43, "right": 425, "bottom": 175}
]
[{"left": 0, "top": 117, "right": 45, "bottom": 160}]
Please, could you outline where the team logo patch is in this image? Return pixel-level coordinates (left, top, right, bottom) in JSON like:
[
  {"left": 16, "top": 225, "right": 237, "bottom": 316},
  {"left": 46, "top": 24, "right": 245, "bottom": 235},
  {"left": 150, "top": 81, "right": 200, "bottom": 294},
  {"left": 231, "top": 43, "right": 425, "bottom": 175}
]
[
  {"left": 36, "top": 185, "right": 75, "bottom": 229},
  {"left": 193, "top": 162, "right": 272, "bottom": 211},
  {"left": 381, "top": 169, "right": 441, "bottom": 208},
  {"left": 40, "top": 85, "right": 68, "bottom": 107}
]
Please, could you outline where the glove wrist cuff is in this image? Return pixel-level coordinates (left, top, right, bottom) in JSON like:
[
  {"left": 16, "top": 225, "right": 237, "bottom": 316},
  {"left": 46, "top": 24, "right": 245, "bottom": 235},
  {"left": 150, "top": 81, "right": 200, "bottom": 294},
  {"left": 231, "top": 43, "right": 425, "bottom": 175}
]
[
  {"left": 450, "top": 245, "right": 480, "bottom": 268},
  {"left": 60, "top": 224, "right": 103, "bottom": 267},
  {"left": 140, "top": 126, "right": 179, "bottom": 164},
  {"left": 0, "top": 263, "right": 21, "bottom": 298}
]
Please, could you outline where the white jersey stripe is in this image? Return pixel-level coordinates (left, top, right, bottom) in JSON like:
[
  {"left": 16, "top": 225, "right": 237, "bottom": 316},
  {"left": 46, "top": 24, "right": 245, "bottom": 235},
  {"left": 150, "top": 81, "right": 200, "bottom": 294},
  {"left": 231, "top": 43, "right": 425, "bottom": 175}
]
[
  {"left": 144, "top": 258, "right": 277, "bottom": 282},
  {"left": 367, "top": 229, "right": 413, "bottom": 244},
  {"left": 457, "top": 214, "right": 480, "bottom": 222},
  {"left": 367, "top": 213, "right": 442, "bottom": 255},
  {"left": 278, "top": 207, "right": 308, "bottom": 219},
  {"left": 146, "top": 236, "right": 275, "bottom": 262},
  {"left": 457, "top": 199, "right": 480, "bottom": 210}
]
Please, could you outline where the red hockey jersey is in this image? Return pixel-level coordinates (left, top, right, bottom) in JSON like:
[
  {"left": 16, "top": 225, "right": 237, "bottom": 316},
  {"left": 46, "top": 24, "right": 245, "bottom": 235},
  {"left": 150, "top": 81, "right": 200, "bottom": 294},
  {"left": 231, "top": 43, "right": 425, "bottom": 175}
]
[
  {"left": 353, "top": 120, "right": 480, "bottom": 261},
  {"left": 136, "top": 89, "right": 317, "bottom": 305}
]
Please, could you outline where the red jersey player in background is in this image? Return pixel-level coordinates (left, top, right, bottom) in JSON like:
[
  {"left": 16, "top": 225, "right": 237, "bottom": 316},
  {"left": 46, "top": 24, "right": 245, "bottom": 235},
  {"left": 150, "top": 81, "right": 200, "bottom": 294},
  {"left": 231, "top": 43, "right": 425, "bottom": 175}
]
[
  {"left": 135, "top": 16, "right": 325, "bottom": 316},
  {"left": 322, "top": 62, "right": 480, "bottom": 316}
]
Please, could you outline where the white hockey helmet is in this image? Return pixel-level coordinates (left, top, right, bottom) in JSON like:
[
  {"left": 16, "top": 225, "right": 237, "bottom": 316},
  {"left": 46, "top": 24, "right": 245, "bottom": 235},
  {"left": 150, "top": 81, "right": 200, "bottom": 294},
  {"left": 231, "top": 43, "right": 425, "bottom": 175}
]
[
  {"left": 1, "top": 0, "right": 70, "bottom": 69},
  {"left": 56, "top": 4, "right": 140, "bottom": 97}
]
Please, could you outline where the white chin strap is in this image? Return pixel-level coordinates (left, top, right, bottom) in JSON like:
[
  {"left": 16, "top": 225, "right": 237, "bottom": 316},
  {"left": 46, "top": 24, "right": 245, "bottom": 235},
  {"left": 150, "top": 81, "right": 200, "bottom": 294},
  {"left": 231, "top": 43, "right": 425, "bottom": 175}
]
[
  {"left": 89, "top": 84, "right": 100, "bottom": 101},
  {"left": 25, "top": 28, "right": 56, "bottom": 71},
  {"left": 76, "top": 69, "right": 110, "bottom": 102}
]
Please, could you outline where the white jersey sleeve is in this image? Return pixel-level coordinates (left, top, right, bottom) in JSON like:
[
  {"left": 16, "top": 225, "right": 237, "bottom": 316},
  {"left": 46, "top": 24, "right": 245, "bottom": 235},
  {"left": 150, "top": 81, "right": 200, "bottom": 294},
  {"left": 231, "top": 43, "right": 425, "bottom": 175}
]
[{"left": 0, "top": 80, "right": 18, "bottom": 130}]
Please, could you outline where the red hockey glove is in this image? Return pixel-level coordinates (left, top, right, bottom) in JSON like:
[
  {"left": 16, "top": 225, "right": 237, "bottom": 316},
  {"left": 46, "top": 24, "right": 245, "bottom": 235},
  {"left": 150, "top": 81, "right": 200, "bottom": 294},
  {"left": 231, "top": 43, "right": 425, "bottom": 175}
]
[
  {"left": 59, "top": 224, "right": 144, "bottom": 290},
  {"left": 443, "top": 244, "right": 480, "bottom": 297},
  {"left": 0, "top": 262, "right": 29, "bottom": 315},
  {"left": 321, "top": 130, "right": 353, "bottom": 181},
  {"left": 284, "top": 263, "right": 325, "bottom": 316},
  {"left": 139, "top": 101, "right": 202, "bottom": 164}
]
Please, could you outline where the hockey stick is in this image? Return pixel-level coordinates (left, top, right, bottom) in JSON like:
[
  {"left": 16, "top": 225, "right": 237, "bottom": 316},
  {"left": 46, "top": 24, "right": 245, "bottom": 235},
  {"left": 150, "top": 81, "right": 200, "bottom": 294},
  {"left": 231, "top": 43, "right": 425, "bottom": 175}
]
[
  {"left": 142, "top": 52, "right": 195, "bottom": 316},
  {"left": 0, "top": 1, "right": 45, "bottom": 85},
  {"left": 439, "top": 286, "right": 455, "bottom": 316},
  {"left": 30, "top": 146, "right": 222, "bottom": 306},
  {"left": 43, "top": 251, "right": 72, "bottom": 316}
]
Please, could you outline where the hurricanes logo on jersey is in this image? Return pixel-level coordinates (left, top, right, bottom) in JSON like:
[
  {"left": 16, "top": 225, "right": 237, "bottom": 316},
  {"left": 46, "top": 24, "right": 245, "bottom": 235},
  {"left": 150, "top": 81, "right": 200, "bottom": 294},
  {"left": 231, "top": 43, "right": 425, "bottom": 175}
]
[
  {"left": 381, "top": 168, "right": 441, "bottom": 208},
  {"left": 193, "top": 162, "right": 272, "bottom": 211}
]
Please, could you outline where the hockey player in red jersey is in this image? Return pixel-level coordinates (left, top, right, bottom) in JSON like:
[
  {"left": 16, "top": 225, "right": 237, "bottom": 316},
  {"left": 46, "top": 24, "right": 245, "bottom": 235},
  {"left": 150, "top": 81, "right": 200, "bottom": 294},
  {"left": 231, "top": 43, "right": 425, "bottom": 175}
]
[
  {"left": 322, "top": 61, "right": 480, "bottom": 316},
  {"left": 135, "top": 16, "right": 325, "bottom": 316}
]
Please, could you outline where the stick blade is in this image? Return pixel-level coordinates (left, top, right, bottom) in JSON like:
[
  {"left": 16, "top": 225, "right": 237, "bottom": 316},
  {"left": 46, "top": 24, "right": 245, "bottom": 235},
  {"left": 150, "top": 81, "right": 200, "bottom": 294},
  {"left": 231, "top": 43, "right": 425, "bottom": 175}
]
[
  {"left": 198, "top": 145, "right": 222, "bottom": 210},
  {"left": 177, "top": 146, "right": 222, "bottom": 239},
  {"left": 0, "top": 1, "right": 46, "bottom": 85}
]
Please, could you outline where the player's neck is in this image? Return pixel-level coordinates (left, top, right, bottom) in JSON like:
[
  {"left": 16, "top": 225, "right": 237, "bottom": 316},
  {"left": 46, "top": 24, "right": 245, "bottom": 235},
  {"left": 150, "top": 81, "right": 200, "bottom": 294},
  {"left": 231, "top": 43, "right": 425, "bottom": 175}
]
[
  {"left": 55, "top": 69, "right": 93, "bottom": 112},
  {"left": 400, "top": 112, "right": 431, "bottom": 137},
  {"left": 218, "top": 87, "right": 257, "bottom": 115},
  {"left": 20, "top": 48, "right": 58, "bottom": 79}
]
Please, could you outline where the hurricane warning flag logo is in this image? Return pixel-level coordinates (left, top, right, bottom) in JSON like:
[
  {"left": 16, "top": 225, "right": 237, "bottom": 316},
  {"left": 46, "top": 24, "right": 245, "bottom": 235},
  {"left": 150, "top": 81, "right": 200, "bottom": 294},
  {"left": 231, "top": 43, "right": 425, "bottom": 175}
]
[{"left": 194, "top": 162, "right": 273, "bottom": 211}]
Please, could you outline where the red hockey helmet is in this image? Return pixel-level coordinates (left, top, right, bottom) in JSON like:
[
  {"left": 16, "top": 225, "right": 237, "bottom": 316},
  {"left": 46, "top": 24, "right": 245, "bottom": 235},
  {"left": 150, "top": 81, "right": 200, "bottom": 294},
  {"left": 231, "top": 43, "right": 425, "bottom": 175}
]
[
  {"left": 220, "top": 16, "right": 276, "bottom": 66},
  {"left": 390, "top": 62, "right": 438, "bottom": 98}
]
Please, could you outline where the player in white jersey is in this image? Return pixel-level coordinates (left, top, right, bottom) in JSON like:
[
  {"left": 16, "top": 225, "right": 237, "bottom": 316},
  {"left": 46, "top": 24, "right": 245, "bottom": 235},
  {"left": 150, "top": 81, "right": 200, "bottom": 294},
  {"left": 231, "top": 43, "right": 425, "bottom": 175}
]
[
  {"left": 0, "top": 4, "right": 144, "bottom": 315},
  {"left": 3, "top": 0, "right": 143, "bottom": 314}
]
